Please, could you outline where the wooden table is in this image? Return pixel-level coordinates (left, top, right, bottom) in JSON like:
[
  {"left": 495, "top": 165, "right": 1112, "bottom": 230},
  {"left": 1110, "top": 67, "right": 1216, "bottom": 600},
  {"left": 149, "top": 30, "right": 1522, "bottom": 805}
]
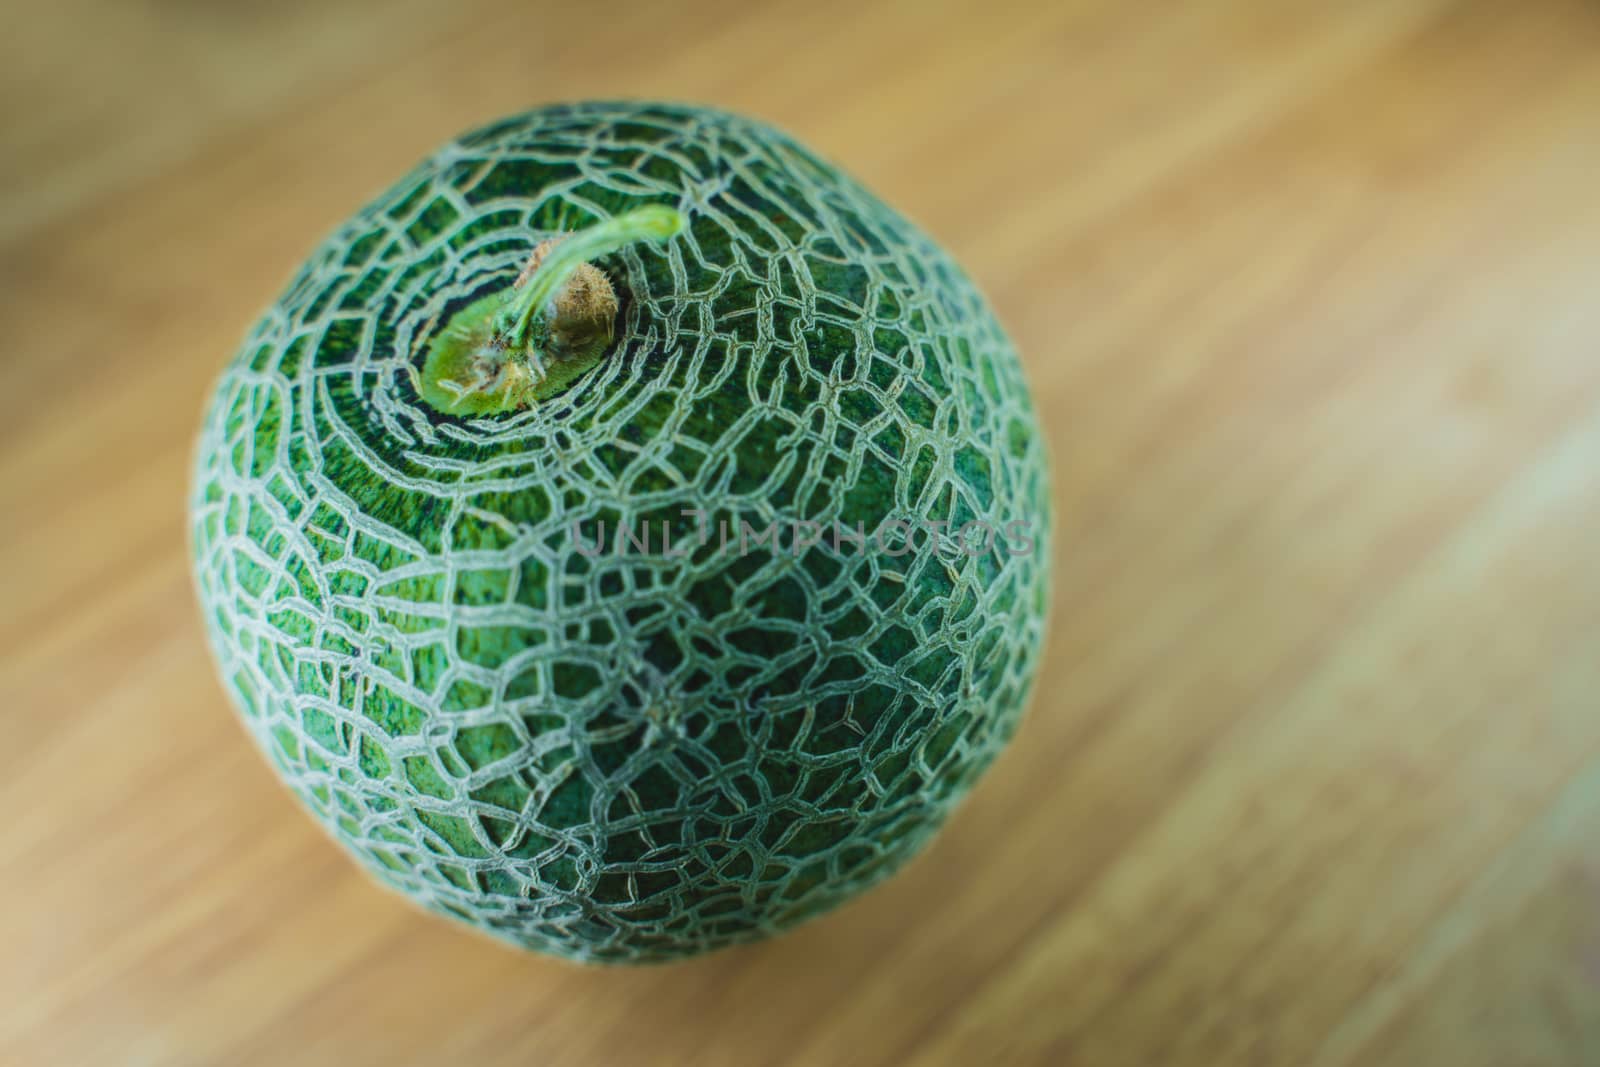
[{"left": 5, "top": 1, "right": 1599, "bottom": 1063}]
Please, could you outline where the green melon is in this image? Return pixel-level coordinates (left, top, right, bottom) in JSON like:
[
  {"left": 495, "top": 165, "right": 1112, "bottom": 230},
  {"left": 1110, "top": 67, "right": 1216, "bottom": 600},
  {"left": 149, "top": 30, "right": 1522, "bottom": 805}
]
[{"left": 190, "top": 101, "right": 1050, "bottom": 964}]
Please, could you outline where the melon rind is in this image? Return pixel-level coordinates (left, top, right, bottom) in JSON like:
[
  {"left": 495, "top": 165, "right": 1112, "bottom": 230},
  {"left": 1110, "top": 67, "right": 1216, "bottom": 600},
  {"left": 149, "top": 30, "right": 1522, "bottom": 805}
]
[{"left": 190, "top": 101, "right": 1051, "bottom": 963}]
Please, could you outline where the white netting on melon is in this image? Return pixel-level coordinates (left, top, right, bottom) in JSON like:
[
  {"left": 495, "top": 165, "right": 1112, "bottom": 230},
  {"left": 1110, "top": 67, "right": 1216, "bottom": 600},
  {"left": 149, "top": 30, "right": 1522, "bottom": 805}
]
[{"left": 191, "top": 102, "right": 1050, "bottom": 962}]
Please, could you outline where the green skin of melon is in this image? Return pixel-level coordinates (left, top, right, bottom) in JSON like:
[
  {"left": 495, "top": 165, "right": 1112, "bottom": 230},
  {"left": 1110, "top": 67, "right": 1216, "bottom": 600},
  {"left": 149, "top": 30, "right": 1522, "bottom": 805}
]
[{"left": 190, "top": 101, "right": 1051, "bottom": 964}]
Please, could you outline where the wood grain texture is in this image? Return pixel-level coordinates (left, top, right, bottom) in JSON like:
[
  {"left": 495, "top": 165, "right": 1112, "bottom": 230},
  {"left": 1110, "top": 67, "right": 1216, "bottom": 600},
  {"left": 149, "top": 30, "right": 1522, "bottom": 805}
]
[{"left": 3, "top": 0, "right": 1599, "bottom": 1063}]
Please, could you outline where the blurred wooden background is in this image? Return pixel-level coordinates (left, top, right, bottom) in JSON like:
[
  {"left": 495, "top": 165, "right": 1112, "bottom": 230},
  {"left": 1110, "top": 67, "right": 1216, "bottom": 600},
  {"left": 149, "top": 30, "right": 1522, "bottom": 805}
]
[{"left": 4, "top": 0, "right": 1600, "bottom": 1063}]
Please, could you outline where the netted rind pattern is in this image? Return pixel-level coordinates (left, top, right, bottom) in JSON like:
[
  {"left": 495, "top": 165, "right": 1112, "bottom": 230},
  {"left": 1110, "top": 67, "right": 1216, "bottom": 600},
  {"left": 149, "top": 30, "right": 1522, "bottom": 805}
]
[{"left": 190, "top": 102, "right": 1050, "bottom": 963}]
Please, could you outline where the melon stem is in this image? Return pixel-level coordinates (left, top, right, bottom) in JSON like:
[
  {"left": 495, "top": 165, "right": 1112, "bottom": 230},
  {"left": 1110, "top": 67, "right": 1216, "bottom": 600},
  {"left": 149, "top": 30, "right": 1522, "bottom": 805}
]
[{"left": 416, "top": 204, "right": 685, "bottom": 416}]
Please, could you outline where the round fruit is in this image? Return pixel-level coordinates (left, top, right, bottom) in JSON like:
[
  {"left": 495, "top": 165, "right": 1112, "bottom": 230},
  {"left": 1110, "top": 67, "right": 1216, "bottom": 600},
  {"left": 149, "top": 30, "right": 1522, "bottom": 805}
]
[{"left": 190, "top": 101, "right": 1051, "bottom": 964}]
